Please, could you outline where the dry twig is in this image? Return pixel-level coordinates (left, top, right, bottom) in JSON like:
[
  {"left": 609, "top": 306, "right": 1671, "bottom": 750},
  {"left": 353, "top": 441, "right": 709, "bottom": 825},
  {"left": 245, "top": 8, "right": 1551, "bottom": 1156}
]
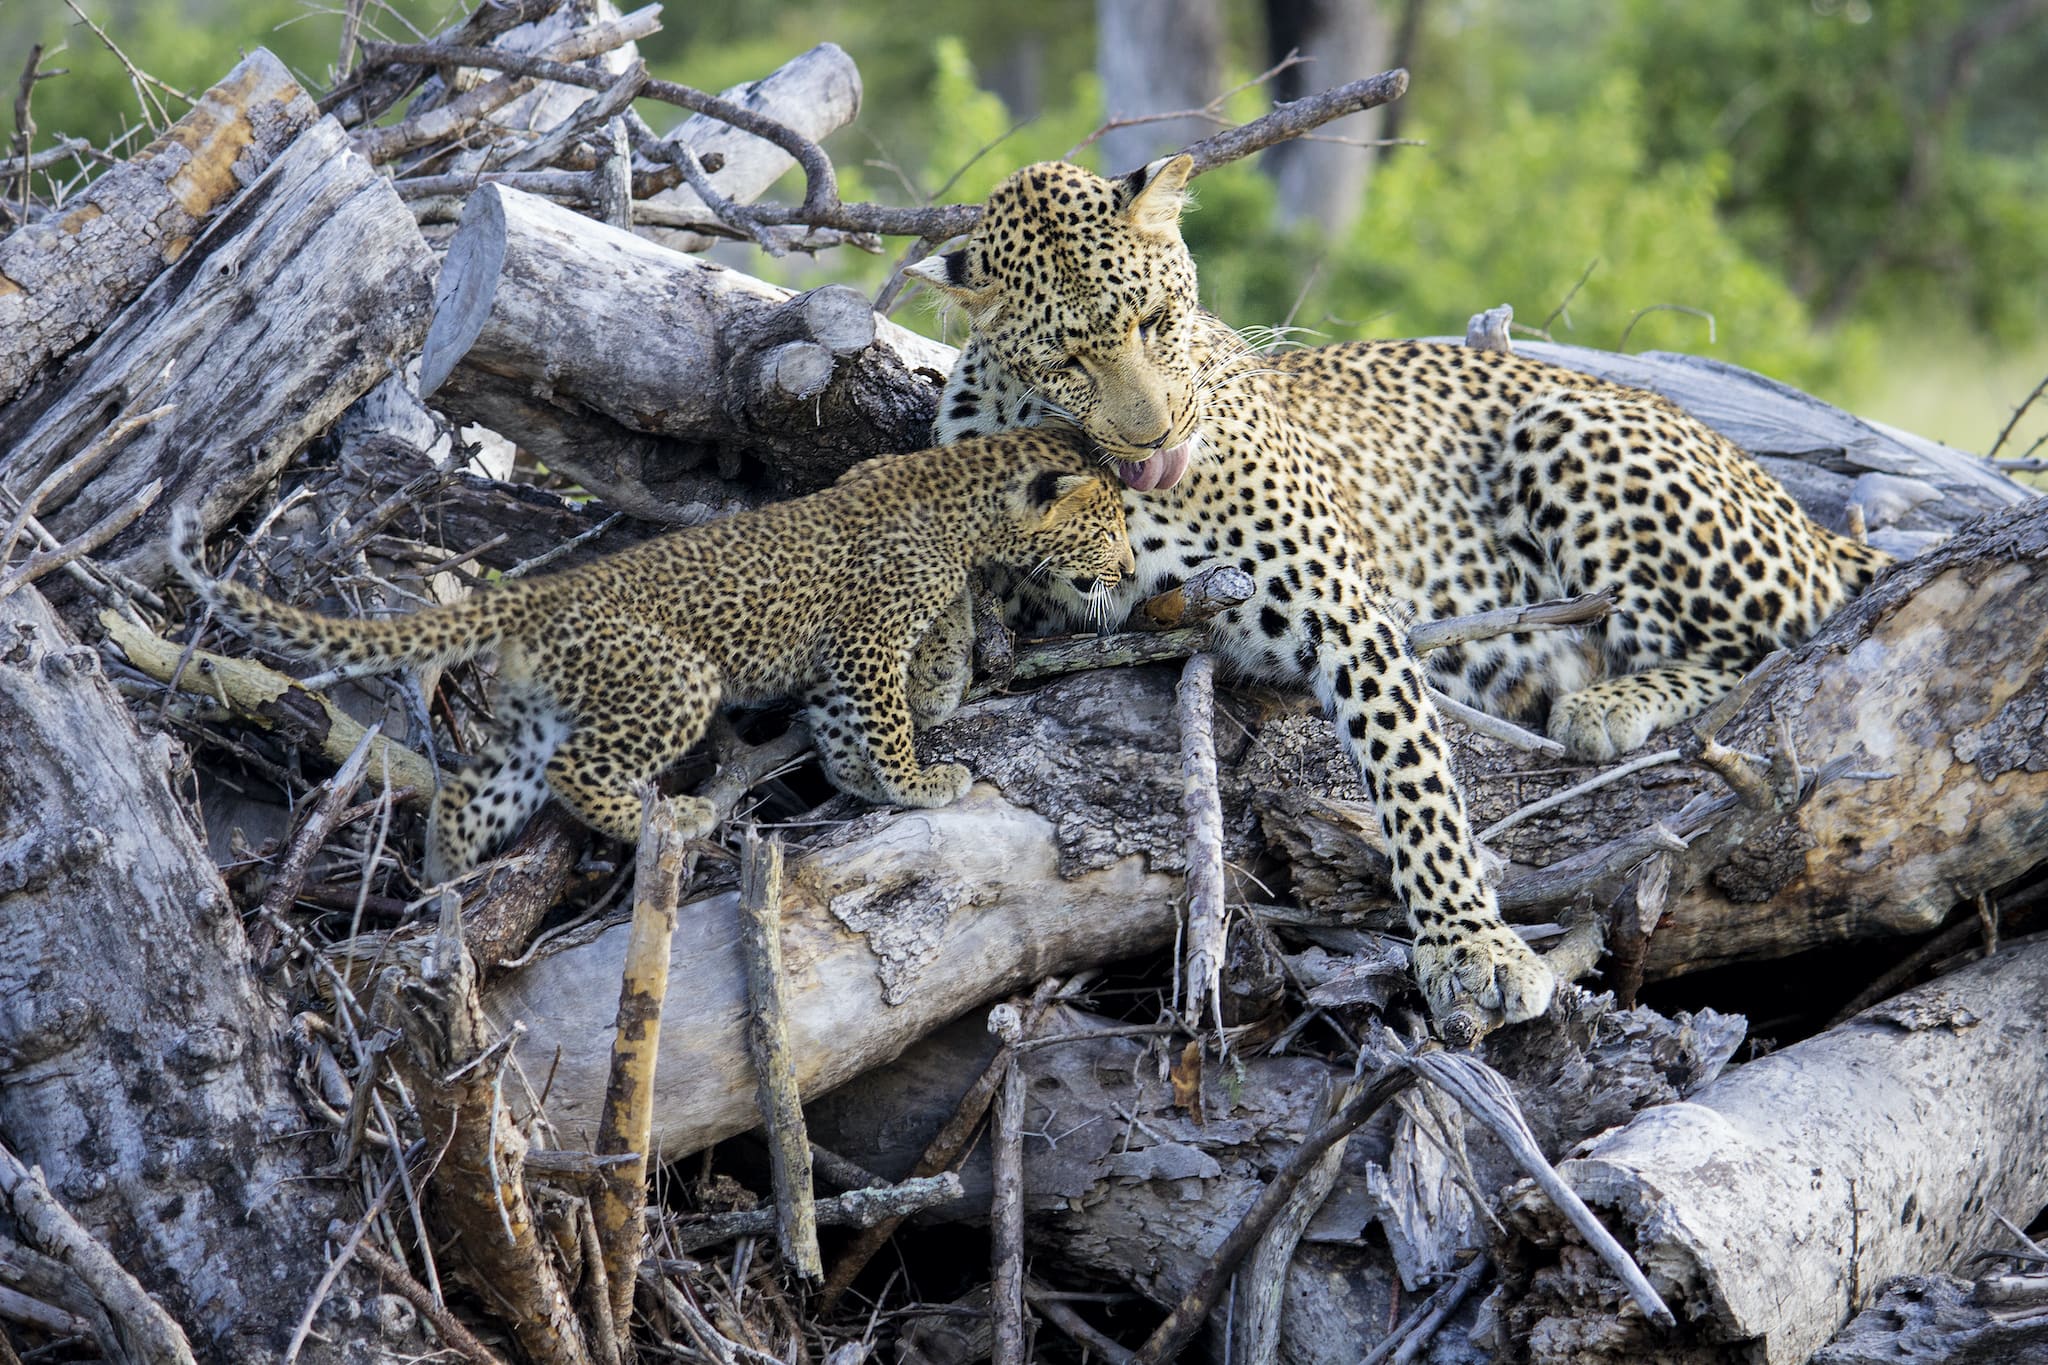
[
  {"left": 739, "top": 827, "right": 821, "bottom": 1280},
  {"left": 988, "top": 1004, "right": 1029, "bottom": 1365}
]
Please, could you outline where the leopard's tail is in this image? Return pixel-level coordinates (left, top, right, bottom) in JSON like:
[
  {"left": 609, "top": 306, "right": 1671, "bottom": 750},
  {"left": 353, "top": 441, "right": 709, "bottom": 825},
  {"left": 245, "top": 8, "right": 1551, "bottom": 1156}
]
[
  {"left": 1833, "top": 534, "right": 1895, "bottom": 598},
  {"left": 166, "top": 505, "right": 511, "bottom": 674}
]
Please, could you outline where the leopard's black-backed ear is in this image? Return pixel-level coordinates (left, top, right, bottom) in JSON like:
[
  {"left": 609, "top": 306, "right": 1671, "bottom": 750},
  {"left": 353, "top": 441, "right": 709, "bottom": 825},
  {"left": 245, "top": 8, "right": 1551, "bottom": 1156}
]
[
  {"left": 1116, "top": 153, "right": 1194, "bottom": 236},
  {"left": 1031, "top": 472, "right": 1101, "bottom": 527},
  {"left": 904, "top": 248, "right": 988, "bottom": 300}
]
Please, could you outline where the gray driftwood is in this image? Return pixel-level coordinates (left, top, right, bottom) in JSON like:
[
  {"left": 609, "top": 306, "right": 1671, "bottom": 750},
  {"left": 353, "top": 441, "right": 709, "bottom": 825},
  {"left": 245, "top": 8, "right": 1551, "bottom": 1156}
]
[
  {"left": 0, "top": 116, "right": 435, "bottom": 593},
  {"left": 1812, "top": 1272, "right": 2048, "bottom": 1365},
  {"left": 0, "top": 50, "right": 318, "bottom": 408},
  {"left": 1501, "top": 936, "right": 2048, "bottom": 1365},
  {"left": 0, "top": 586, "right": 427, "bottom": 1364},
  {"left": 416, "top": 184, "right": 954, "bottom": 521}
]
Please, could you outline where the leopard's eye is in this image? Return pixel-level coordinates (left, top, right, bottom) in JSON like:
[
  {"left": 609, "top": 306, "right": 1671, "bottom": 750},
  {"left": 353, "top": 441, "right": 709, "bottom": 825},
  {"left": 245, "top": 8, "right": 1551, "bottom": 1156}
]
[{"left": 1138, "top": 308, "right": 1170, "bottom": 336}]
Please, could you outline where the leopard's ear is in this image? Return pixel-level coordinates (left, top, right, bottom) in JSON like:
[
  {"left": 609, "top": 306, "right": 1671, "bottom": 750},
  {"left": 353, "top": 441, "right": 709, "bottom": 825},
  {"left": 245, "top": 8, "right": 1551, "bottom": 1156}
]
[
  {"left": 1117, "top": 154, "right": 1194, "bottom": 236},
  {"left": 904, "top": 248, "right": 989, "bottom": 301},
  {"left": 1030, "top": 471, "right": 1101, "bottom": 527}
]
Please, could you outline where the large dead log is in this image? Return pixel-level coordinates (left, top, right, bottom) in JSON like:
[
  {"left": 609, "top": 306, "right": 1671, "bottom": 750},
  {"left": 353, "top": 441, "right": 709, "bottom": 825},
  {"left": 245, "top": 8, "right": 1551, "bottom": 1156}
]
[
  {"left": 418, "top": 184, "right": 954, "bottom": 517},
  {"left": 487, "top": 668, "right": 1194, "bottom": 1157},
  {"left": 0, "top": 586, "right": 428, "bottom": 1363},
  {"left": 1500, "top": 935, "right": 2048, "bottom": 1365},
  {"left": 0, "top": 115, "right": 435, "bottom": 594},
  {"left": 457, "top": 494, "right": 2048, "bottom": 1170},
  {"left": 0, "top": 50, "right": 317, "bottom": 408}
]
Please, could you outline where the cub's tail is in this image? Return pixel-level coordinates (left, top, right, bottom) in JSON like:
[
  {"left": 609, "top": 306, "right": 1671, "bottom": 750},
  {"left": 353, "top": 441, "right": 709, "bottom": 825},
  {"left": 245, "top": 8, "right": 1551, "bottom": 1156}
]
[{"left": 165, "top": 505, "right": 508, "bottom": 675}]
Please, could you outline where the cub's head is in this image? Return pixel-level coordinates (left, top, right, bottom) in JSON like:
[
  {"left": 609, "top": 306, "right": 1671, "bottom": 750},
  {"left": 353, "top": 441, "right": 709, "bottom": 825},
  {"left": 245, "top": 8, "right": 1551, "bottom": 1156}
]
[
  {"left": 1007, "top": 459, "right": 1135, "bottom": 598},
  {"left": 911, "top": 157, "right": 1204, "bottom": 491}
]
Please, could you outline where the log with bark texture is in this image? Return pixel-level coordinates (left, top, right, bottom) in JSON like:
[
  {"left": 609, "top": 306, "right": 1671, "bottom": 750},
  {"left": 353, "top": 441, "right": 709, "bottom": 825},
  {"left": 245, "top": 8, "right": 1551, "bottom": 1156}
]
[
  {"left": 471, "top": 495, "right": 2047, "bottom": 1165},
  {"left": 0, "top": 117, "right": 435, "bottom": 596},
  {"left": 1811, "top": 1273, "right": 2048, "bottom": 1365},
  {"left": 803, "top": 994, "right": 1741, "bottom": 1365},
  {"left": 1504, "top": 341, "right": 2027, "bottom": 546},
  {"left": 1255, "top": 494, "right": 2048, "bottom": 981},
  {"left": 1501, "top": 935, "right": 2048, "bottom": 1365},
  {"left": 0, "top": 49, "right": 317, "bottom": 408},
  {"left": 636, "top": 43, "right": 863, "bottom": 254},
  {"left": 486, "top": 668, "right": 1198, "bottom": 1158},
  {"left": 0, "top": 586, "right": 428, "bottom": 1363},
  {"left": 419, "top": 185, "right": 955, "bottom": 517}
]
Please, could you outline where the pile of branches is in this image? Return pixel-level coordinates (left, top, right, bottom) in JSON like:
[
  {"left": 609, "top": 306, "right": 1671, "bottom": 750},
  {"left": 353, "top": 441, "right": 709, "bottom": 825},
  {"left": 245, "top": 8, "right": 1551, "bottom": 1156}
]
[{"left": 2, "top": 4, "right": 2047, "bottom": 1364}]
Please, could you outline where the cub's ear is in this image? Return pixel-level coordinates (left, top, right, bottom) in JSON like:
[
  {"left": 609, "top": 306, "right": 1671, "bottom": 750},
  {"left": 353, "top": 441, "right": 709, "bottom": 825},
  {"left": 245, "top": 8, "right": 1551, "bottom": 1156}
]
[
  {"left": 904, "top": 249, "right": 988, "bottom": 300},
  {"left": 1030, "top": 471, "right": 1103, "bottom": 526},
  {"left": 1118, "top": 153, "right": 1194, "bottom": 235}
]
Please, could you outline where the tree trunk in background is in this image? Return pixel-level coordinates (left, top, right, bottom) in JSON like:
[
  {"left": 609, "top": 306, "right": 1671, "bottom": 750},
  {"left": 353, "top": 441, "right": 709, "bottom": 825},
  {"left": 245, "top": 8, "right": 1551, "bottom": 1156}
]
[
  {"left": 1093, "top": 0, "right": 1225, "bottom": 174},
  {"left": 1261, "top": 0, "right": 1391, "bottom": 233}
]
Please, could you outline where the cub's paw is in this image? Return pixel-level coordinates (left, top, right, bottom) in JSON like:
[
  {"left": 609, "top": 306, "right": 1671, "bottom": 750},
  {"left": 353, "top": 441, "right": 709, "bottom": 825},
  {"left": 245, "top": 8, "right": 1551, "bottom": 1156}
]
[
  {"left": 1548, "top": 686, "right": 1661, "bottom": 763},
  {"left": 885, "top": 762, "right": 975, "bottom": 809},
  {"left": 1412, "top": 925, "right": 1556, "bottom": 1044}
]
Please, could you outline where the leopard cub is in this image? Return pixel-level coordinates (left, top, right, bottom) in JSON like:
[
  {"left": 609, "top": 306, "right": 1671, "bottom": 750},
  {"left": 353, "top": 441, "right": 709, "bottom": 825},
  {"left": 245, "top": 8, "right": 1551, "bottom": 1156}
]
[{"left": 166, "top": 434, "right": 1133, "bottom": 881}]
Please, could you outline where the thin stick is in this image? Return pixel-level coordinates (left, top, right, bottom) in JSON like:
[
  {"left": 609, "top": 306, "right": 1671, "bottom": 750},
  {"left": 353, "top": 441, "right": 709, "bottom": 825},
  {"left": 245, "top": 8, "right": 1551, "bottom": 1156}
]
[
  {"left": 1403, "top": 1050, "right": 1674, "bottom": 1327},
  {"left": 667, "top": 1174, "right": 964, "bottom": 1252},
  {"left": 352, "top": 8, "right": 661, "bottom": 164},
  {"left": 1360, "top": 1253, "right": 1490, "bottom": 1365},
  {"left": 1427, "top": 686, "right": 1567, "bottom": 756},
  {"left": 1133, "top": 1064, "right": 1417, "bottom": 1364},
  {"left": 593, "top": 792, "right": 688, "bottom": 1335},
  {"left": 1988, "top": 372, "right": 2048, "bottom": 460},
  {"left": 0, "top": 477, "right": 163, "bottom": 601},
  {"left": 1026, "top": 1278, "right": 1138, "bottom": 1365},
  {"left": 1408, "top": 590, "right": 1612, "bottom": 655},
  {"left": 738, "top": 827, "right": 820, "bottom": 1279},
  {"left": 1178, "top": 654, "right": 1228, "bottom": 1034},
  {"left": 0, "top": 1142, "right": 197, "bottom": 1365},
  {"left": 818, "top": 976, "right": 1068, "bottom": 1309},
  {"left": 989, "top": 1006, "right": 1029, "bottom": 1365},
  {"left": 1480, "top": 748, "right": 1685, "bottom": 842},
  {"left": 355, "top": 1240, "right": 508, "bottom": 1365},
  {"left": 259, "top": 726, "right": 383, "bottom": 927}
]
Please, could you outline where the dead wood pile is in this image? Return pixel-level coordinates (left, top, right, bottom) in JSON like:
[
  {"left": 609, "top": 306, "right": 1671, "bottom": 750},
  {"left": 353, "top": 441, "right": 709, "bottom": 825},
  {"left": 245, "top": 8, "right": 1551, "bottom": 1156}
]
[{"left": 1, "top": 5, "right": 2044, "bottom": 1364}]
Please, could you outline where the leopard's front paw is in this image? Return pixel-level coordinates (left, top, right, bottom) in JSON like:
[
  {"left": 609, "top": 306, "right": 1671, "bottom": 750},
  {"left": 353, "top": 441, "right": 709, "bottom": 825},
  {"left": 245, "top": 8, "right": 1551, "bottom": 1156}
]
[
  {"left": 1548, "top": 687, "right": 1659, "bottom": 763},
  {"left": 1411, "top": 925, "right": 1556, "bottom": 1043},
  {"left": 885, "top": 762, "right": 975, "bottom": 809}
]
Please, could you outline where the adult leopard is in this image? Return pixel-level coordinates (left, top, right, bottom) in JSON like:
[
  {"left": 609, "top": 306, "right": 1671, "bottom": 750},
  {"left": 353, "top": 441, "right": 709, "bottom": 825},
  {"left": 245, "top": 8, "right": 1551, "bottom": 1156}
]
[{"left": 907, "top": 155, "right": 1890, "bottom": 1037}]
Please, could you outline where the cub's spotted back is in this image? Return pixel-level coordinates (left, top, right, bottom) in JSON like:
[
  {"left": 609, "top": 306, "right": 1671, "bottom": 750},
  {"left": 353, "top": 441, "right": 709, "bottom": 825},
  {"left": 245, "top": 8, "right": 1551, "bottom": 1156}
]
[{"left": 167, "top": 434, "right": 1132, "bottom": 880}]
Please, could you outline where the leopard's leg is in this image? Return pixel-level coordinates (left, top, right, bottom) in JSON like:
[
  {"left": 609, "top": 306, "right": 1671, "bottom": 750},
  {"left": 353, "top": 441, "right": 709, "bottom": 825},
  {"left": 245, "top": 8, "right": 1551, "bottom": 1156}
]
[
  {"left": 544, "top": 650, "right": 721, "bottom": 845},
  {"left": 1501, "top": 389, "right": 1820, "bottom": 759},
  {"left": 1212, "top": 580, "right": 1556, "bottom": 1036},
  {"left": 906, "top": 589, "right": 974, "bottom": 730},
  {"left": 806, "top": 633, "right": 972, "bottom": 809},
  {"left": 427, "top": 690, "right": 566, "bottom": 883}
]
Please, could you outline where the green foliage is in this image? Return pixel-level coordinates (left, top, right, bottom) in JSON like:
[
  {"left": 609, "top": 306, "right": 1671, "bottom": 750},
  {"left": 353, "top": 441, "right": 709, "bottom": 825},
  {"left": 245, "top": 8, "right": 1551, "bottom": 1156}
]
[
  {"left": 1610, "top": 0, "right": 2048, "bottom": 341},
  {"left": 1170, "top": 77, "right": 1856, "bottom": 393}
]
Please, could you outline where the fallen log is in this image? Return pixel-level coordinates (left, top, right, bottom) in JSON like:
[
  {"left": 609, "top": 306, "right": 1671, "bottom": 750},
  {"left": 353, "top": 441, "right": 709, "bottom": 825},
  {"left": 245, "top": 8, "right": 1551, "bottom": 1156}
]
[
  {"left": 0, "top": 116, "right": 435, "bottom": 595},
  {"left": 0, "top": 49, "right": 317, "bottom": 407},
  {"left": 485, "top": 668, "right": 1193, "bottom": 1157},
  {"left": 1500, "top": 935, "right": 2048, "bottom": 1365},
  {"left": 0, "top": 585, "right": 429, "bottom": 1364},
  {"left": 418, "top": 184, "right": 954, "bottom": 518}
]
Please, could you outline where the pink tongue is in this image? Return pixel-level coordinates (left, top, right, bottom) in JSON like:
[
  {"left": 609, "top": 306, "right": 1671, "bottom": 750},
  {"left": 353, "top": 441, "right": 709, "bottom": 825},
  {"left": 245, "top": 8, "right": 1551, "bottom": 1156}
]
[{"left": 1118, "top": 441, "right": 1192, "bottom": 492}]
